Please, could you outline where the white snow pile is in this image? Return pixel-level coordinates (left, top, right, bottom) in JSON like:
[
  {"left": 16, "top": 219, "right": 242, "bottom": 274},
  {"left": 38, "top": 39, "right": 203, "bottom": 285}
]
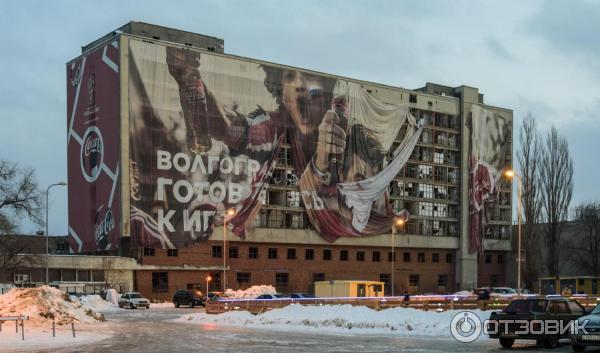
[
  {"left": 177, "top": 304, "right": 491, "bottom": 337},
  {"left": 224, "top": 285, "right": 277, "bottom": 299},
  {"left": 104, "top": 288, "right": 120, "bottom": 305},
  {"left": 0, "top": 286, "right": 104, "bottom": 325},
  {"left": 75, "top": 294, "right": 119, "bottom": 312}
]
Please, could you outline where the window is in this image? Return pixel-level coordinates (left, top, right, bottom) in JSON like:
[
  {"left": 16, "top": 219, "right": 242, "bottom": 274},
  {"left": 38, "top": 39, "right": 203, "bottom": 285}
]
[
  {"left": 403, "top": 252, "right": 411, "bottom": 262},
  {"left": 49, "top": 269, "right": 61, "bottom": 282},
  {"left": 388, "top": 251, "right": 396, "bottom": 262},
  {"left": 210, "top": 273, "right": 221, "bottom": 290},
  {"left": 167, "top": 249, "right": 178, "bottom": 257},
  {"left": 92, "top": 270, "right": 104, "bottom": 282},
  {"left": 409, "top": 94, "right": 417, "bottom": 103},
  {"left": 275, "top": 273, "right": 289, "bottom": 292},
  {"left": 409, "top": 274, "right": 420, "bottom": 287},
  {"left": 438, "top": 274, "right": 448, "bottom": 287},
  {"left": 212, "top": 245, "right": 222, "bottom": 258},
  {"left": 229, "top": 246, "right": 239, "bottom": 258},
  {"left": 77, "top": 270, "right": 90, "bottom": 282},
  {"left": 446, "top": 253, "right": 453, "bottom": 263},
  {"left": 372, "top": 251, "right": 381, "bottom": 262},
  {"left": 144, "top": 248, "right": 155, "bottom": 256},
  {"left": 485, "top": 254, "right": 492, "bottom": 264},
  {"left": 313, "top": 273, "right": 325, "bottom": 282},
  {"left": 497, "top": 255, "right": 504, "bottom": 264},
  {"left": 152, "top": 272, "right": 169, "bottom": 293},
  {"left": 237, "top": 272, "right": 251, "bottom": 289},
  {"left": 432, "top": 253, "right": 439, "bottom": 263},
  {"left": 268, "top": 248, "right": 278, "bottom": 259},
  {"left": 549, "top": 301, "right": 569, "bottom": 314},
  {"left": 340, "top": 250, "right": 349, "bottom": 261},
  {"left": 287, "top": 248, "right": 296, "bottom": 260},
  {"left": 305, "top": 249, "right": 314, "bottom": 260},
  {"left": 249, "top": 247, "right": 259, "bottom": 259},
  {"left": 356, "top": 251, "right": 365, "bottom": 262},
  {"left": 62, "top": 269, "right": 76, "bottom": 281},
  {"left": 490, "top": 274, "right": 499, "bottom": 286},
  {"left": 418, "top": 252, "right": 425, "bottom": 263},
  {"left": 323, "top": 249, "right": 332, "bottom": 260}
]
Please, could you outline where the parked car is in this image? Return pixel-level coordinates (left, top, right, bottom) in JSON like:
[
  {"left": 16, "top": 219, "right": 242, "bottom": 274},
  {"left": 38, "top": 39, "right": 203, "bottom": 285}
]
[
  {"left": 570, "top": 303, "right": 600, "bottom": 352},
  {"left": 488, "top": 297, "right": 587, "bottom": 348},
  {"left": 289, "top": 293, "right": 316, "bottom": 299},
  {"left": 173, "top": 290, "right": 204, "bottom": 308},
  {"left": 204, "top": 291, "right": 223, "bottom": 302},
  {"left": 255, "top": 294, "right": 287, "bottom": 300},
  {"left": 118, "top": 292, "right": 150, "bottom": 309}
]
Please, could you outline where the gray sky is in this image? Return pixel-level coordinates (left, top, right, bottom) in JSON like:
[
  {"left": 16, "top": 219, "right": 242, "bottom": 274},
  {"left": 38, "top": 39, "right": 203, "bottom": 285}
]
[{"left": 1, "top": 0, "right": 598, "bottom": 235}]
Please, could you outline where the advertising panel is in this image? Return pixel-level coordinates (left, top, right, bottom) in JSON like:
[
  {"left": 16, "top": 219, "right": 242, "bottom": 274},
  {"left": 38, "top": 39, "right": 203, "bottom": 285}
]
[
  {"left": 67, "top": 40, "right": 121, "bottom": 252},
  {"left": 128, "top": 39, "right": 422, "bottom": 248},
  {"left": 468, "top": 104, "right": 511, "bottom": 253}
]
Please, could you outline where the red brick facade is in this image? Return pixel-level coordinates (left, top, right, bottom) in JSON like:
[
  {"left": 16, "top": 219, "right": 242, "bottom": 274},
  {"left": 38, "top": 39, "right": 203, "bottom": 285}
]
[{"left": 133, "top": 241, "right": 508, "bottom": 301}]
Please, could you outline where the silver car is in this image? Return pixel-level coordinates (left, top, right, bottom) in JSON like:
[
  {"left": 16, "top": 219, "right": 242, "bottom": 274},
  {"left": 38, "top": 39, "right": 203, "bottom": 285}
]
[{"left": 118, "top": 292, "right": 150, "bottom": 309}]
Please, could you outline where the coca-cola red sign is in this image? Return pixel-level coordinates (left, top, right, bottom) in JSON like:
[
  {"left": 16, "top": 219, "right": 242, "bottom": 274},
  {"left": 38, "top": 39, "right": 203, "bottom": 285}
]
[
  {"left": 67, "top": 39, "right": 120, "bottom": 253},
  {"left": 80, "top": 126, "right": 104, "bottom": 183}
]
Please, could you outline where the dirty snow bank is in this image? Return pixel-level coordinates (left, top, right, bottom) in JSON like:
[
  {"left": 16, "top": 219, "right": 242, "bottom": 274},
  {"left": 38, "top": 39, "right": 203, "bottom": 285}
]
[
  {"left": 224, "top": 285, "right": 276, "bottom": 299},
  {"left": 0, "top": 286, "right": 104, "bottom": 325},
  {"left": 176, "top": 304, "right": 491, "bottom": 337}
]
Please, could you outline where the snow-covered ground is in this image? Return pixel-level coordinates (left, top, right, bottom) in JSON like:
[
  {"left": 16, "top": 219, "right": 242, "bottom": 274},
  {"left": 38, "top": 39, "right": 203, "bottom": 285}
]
[
  {"left": 175, "top": 304, "right": 491, "bottom": 338},
  {"left": 0, "top": 325, "right": 111, "bottom": 352}
]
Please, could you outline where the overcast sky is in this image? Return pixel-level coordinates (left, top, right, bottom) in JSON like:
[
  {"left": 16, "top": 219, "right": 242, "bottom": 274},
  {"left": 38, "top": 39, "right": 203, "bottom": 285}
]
[{"left": 1, "top": 0, "right": 599, "bottom": 235}]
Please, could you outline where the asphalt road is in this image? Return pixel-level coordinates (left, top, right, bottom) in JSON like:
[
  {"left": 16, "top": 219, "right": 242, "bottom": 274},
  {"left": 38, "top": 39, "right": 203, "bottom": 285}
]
[{"left": 27, "top": 307, "right": 586, "bottom": 353}]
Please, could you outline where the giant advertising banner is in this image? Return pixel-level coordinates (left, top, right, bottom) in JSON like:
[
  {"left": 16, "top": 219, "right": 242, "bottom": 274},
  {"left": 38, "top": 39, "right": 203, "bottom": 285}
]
[
  {"left": 128, "top": 39, "right": 422, "bottom": 248},
  {"left": 67, "top": 41, "right": 121, "bottom": 252},
  {"left": 468, "top": 104, "right": 511, "bottom": 253}
]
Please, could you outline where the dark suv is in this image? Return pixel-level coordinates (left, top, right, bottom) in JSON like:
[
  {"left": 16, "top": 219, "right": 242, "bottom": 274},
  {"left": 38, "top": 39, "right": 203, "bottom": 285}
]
[
  {"left": 173, "top": 290, "right": 204, "bottom": 308},
  {"left": 488, "top": 297, "right": 587, "bottom": 348}
]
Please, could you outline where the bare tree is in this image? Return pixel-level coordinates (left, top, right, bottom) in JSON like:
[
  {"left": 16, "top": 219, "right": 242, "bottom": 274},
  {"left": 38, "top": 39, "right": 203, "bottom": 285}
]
[
  {"left": 540, "top": 126, "right": 573, "bottom": 277},
  {"left": 0, "top": 159, "right": 43, "bottom": 233},
  {"left": 0, "top": 235, "right": 43, "bottom": 282},
  {"left": 0, "top": 159, "right": 44, "bottom": 280},
  {"left": 569, "top": 202, "right": 600, "bottom": 275},
  {"left": 517, "top": 113, "right": 542, "bottom": 289}
]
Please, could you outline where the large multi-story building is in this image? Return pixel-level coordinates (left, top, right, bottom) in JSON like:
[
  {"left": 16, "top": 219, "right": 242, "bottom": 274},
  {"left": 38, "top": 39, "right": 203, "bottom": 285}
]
[{"left": 66, "top": 22, "right": 513, "bottom": 301}]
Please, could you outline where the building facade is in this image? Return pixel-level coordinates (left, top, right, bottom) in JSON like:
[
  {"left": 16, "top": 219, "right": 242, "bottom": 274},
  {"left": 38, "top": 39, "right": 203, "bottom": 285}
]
[{"left": 66, "top": 22, "right": 513, "bottom": 301}]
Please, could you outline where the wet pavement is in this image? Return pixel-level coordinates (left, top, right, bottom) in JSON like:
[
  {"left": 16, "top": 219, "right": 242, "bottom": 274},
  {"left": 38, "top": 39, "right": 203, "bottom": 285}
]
[{"left": 28, "top": 307, "right": 584, "bottom": 353}]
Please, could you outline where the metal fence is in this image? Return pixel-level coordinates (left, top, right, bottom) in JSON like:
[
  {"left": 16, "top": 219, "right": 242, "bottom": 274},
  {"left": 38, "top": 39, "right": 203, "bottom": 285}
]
[{"left": 206, "top": 295, "right": 600, "bottom": 315}]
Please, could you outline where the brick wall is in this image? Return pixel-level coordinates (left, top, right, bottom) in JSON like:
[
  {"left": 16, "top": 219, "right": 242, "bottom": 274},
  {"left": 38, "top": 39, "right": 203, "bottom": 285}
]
[{"left": 137, "top": 241, "right": 460, "bottom": 301}]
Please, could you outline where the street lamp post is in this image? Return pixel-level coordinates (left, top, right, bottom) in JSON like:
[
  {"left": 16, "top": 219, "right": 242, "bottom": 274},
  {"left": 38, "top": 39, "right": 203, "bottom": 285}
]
[
  {"left": 504, "top": 170, "right": 523, "bottom": 295},
  {"left": 206, "top": 275, "right": 212, "bottom": 299},
  {"left": 223, "top": 208, "right": 235, "bottom": 292},
  {"left": 45, "top": 182, "right": 67, "bottom": 284},
  {"left": 391, "top": 218, "right": 405, "bottom": 297}
]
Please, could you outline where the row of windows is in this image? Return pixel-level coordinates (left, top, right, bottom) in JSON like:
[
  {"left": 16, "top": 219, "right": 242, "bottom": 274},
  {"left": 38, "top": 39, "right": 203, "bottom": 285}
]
[
  {"left": 484, "top": 253, "right": 504, "bottom": 265},
  {"left": 151, "top": 271, "right": 452, "bottom": 293},
  {"left": 210, "top": 245, "right": 454, "bottom": 264},
  {"left": 145, "top": 248, "right": 178, "bottom": 257}
]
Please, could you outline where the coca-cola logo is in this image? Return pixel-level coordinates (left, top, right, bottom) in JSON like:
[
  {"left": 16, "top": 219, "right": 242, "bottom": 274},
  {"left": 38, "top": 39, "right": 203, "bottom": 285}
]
[
  {"left": 95, "top": 208, "right": 115, "bottom": 249},
  {"left": 80, "top": 126, "right": 104, "bottom": 182}
]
